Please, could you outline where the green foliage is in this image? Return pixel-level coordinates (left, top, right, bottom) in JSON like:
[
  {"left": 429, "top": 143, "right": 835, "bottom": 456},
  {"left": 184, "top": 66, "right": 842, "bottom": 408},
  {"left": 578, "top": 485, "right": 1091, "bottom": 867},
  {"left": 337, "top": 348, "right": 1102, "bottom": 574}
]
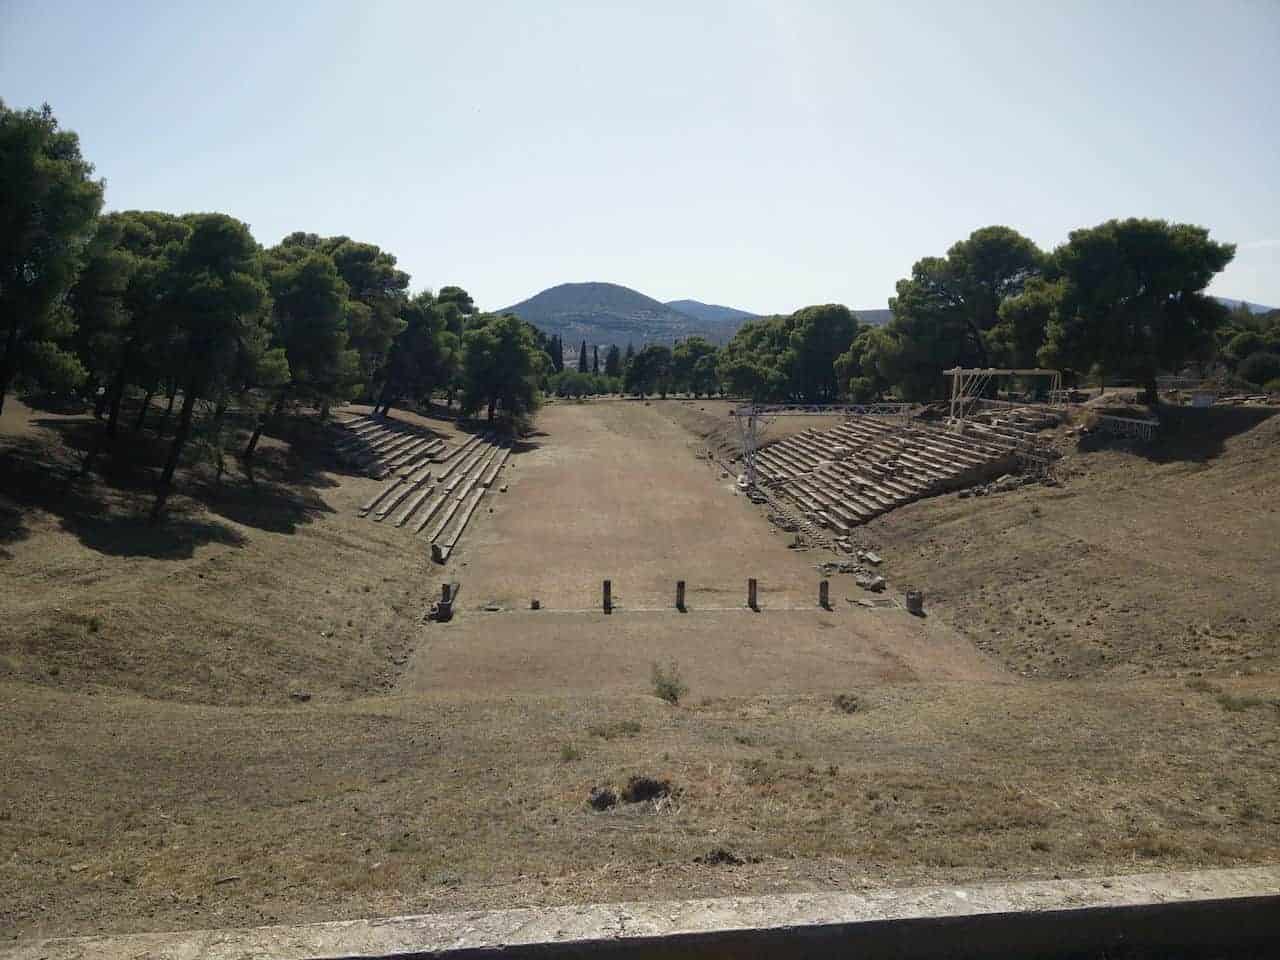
[
  {"left": 21, "top": 336, "right": 88, "bottom": 394},
  {"left": 880, "top": 227, "right": 1043, "bottom": 400},
  {"left": 718, "top": 304, "right": 861, "bottom": 401},
  {"left": 672, "top": 336, "right": 719, "bottom": 395},
  {"left": 548, "top": 370, "right": 619, "bottom": 397},
  {"left": 1039, "top": 218, "right": 1234, "bottom": 397},
  {"left": 1225, "top": 330, "right": 1266, "bottom": 363},
  {"left": 623, "top": 344, "right": 672, "bottom": 397},
  {"left": 281, "top": 233, "right": 409, "bottom": 387},
  {"left": 835, "top": 327, "right": 891, "bottom": 400},
  {"left": 0, "top": 99, "right": 105, "bottom": 412},
  {"left": 374, "top": 290, "right": 463, "bottom": 414},
  {"left": 459, "top": 312, "right": 544, "bottom": 425},
  {"left": 604, "top": 344, "right": 622, "bottom": 377},
  {"left": 1237, "top": 351, "right": 1280, "bottom": 387},
  {"left": 65, "top": 214, "right": 137, "bottom": 396},
  {"left": 991, "top": 277, "right": 1063, "bottom": 369},
  {"left": 263, "top": 243, "right": 357, "bottom": 408}
]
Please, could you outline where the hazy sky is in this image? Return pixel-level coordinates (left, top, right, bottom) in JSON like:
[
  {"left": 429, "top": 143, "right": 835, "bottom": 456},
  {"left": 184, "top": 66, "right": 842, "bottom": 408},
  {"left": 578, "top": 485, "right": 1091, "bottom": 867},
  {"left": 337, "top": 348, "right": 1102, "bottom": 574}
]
[{"left": 3, "top": 1, "right": 1278, "bottom": 312}]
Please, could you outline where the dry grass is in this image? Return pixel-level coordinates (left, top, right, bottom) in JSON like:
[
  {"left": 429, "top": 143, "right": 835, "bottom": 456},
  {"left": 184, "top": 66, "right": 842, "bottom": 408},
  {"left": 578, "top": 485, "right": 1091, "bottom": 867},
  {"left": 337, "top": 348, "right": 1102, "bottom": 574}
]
[
  {"left": 2, "top": 397, "right": 1279, "bottom": 942},
  {"left": 3, "top": 677, "right": 1278, "bottom": 939}
]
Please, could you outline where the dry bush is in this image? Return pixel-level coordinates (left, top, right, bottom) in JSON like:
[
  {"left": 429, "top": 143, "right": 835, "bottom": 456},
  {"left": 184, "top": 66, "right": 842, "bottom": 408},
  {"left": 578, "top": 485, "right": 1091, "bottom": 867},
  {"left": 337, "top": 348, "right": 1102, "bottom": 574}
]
[{"left": 651, "top": 660, "right": 687, "bottom": 704}]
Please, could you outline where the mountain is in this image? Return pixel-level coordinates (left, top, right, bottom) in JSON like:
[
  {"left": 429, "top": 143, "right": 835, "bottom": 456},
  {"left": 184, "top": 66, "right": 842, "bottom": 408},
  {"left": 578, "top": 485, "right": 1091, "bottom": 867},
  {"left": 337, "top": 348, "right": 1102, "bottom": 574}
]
[
  {"left": 501, "top": 282, "right": 745, "bottom": 346},
  {"left": 854, "top": 308, "right": 892, "bottom": 327},
  {"left": 501, "top": 282, "right": 897, "bottom": 346},
  {"left": 1214, "top": 297, "right": 1276, "bottom": 314},
  {"left": 665, "top": 299, "right": 758, "bottom": 325}
]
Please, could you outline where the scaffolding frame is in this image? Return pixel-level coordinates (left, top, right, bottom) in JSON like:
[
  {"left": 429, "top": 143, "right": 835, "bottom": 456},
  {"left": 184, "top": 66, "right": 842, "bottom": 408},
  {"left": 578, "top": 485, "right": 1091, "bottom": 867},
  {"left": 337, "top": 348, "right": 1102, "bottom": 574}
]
[
  {"left": 945, "top": 367, "right": 1063, "bottom": 423},
  {"left": 729, "top": 403, "right": 914, "bottom": 487}
]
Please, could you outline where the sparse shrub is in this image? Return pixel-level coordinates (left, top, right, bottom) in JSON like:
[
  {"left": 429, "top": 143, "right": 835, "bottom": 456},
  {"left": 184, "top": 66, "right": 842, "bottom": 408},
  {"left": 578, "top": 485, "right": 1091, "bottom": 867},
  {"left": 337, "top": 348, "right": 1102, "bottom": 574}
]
[
  {"left": 1217, "top": 693, "right": 1267, "bottom": 713},
  {"left": 587, "top": 720, "right": 642, "bottom": 740},
  {"left": 833, "top": 693, "right": 860, "bottom": 714},
  {"left": 1238, "top": 351, "right": 1280, "bottom": 387},
  {"left": 651, "top": 660, "right": 687, "bottom": 705},
  {"left": 1030, "top": 838, "right": 1052, "bottom": 852},
  {"left": 559, "top": 742, "right": 581, "bottom": 763},
  {"left": 1185, "top": 677, "right": 1217, "bottom": 694},
  {"left": 87, "top": 616, "right": 101, "bottom": 633},
  {"left": 1129, "top": 833, "right": 1182, "bottom": 859},
  {"left": 621, "top": 775, "right": 670, "bottom": 803},
  {"left": 588, "top": 786, "right": 617, "bottom": 810}
]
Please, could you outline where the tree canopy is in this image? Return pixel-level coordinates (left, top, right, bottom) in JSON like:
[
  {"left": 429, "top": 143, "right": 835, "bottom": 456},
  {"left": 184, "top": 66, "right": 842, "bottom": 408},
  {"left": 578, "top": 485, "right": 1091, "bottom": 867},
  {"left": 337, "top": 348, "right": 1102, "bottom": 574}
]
[
  {"left": 459, "top": 312, "right": 544, "bottom": 424},
  {"left": 1039, "top": 218, "right": 1234, "bottom": 397},
  {"left": 0, "top": 100, "right": 104, "bottom": 412}
]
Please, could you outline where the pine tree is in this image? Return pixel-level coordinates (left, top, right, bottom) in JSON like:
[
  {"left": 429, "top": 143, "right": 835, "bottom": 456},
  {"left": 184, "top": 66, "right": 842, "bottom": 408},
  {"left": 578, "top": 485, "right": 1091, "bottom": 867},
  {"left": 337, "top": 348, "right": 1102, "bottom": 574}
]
[
  {"left": 604, "top": 344, "right": 622, "bottom": 377},
  {"left": 577, "top": 340, "right": 588, "bottom": 373}
]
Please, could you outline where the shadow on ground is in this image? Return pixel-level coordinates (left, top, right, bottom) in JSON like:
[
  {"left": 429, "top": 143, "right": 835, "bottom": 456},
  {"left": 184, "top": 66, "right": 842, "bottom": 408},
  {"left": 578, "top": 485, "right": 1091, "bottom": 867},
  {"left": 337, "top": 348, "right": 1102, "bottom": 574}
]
[
  {"left": 1, "top": 404, "right": 348, "bottom": 558},
  {"left": 1079, "top": 404, "right": 1277, "bottom": 464}
]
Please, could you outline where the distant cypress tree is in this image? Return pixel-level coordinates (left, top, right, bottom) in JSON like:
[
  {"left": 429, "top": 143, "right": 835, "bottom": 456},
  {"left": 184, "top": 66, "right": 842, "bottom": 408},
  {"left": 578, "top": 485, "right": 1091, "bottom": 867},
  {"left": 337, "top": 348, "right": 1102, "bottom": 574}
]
[
  {"left": 625, "top": 342, "right": 635, "bottom": 364},
  {"left": 578, "top": 340, "right": 588, "bottom": 373},
  {"left": 551, "top": 335, "right": 564, "bottom": 372},
  {"left": 604, "top": 344, "right": 622, "bottom": 377},
  {"left": 592, "top": 344, "right": 599, "bottom": 374}
]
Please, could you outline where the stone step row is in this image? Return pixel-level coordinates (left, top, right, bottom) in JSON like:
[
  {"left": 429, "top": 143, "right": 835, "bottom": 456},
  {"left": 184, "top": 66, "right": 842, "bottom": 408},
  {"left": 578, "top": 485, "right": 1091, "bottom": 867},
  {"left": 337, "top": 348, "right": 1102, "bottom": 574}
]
[
  {"left": 754, "top": 416, "right": 1018, "bottom": 532},
  {"left": 333, "top": 415, "right": 451, "bottom": 479}
]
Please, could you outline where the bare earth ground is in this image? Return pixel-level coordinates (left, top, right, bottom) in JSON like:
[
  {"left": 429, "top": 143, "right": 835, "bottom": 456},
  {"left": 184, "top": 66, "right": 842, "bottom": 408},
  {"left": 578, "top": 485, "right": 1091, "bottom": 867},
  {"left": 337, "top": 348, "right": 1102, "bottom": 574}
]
[
  {"left": 418, "top": 401, "right": 998, "bottom": 695},
  {"left": 2, "top": 397, "right": 1278, "bottom": 941}
]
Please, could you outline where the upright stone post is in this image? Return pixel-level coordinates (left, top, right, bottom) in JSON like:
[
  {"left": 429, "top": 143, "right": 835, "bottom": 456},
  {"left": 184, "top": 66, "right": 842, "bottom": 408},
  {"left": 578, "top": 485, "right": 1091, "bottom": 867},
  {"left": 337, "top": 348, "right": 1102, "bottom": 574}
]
[
  {"left": 747, "top": 578, "right": 758, "bottom": 611},
  {"left": 819, "top": 579, "right": 830, "bottom": 609},
  {"left": 676, "top": 580, "right": 686, "bottom": 612},
  {"left": 603, "top": 579, "right": 612, "bottom": 615}
]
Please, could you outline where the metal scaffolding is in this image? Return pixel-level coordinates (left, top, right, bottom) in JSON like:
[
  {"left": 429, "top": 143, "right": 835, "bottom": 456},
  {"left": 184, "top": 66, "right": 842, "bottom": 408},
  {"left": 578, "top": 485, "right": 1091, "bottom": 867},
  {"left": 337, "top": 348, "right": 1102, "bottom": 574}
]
[
  {"left": 729, "top": 403, "right": 914, "bottom": 488},
  {"left": 945, "top": 368, "right": 1063, "bottom": 424}
]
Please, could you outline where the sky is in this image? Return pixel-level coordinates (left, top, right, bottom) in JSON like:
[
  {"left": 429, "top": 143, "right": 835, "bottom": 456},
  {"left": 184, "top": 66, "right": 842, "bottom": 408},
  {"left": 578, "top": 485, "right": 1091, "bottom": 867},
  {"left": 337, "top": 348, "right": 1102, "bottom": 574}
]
[{"left": 3, "top": 0, "right": 1278, "bottom": 313}]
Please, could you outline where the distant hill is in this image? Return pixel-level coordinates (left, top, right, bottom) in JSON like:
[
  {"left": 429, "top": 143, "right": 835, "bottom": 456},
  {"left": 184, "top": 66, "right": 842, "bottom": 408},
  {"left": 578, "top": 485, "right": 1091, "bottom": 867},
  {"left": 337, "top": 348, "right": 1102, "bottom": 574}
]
[
  {"left": 501, "top": 283, "right": 748, "bottom": 346},
  {"left": 501, "top": 282, "right": 896, "bottom": 346},
  {"left": 665, "top": 299, "right": 758, "bottom": 329},
  {"left": 855, "top": 308, "right": 892, "bottom": 327},
  {"left": 1215, "top": 297, "right": 1276, "bottom": 314}
]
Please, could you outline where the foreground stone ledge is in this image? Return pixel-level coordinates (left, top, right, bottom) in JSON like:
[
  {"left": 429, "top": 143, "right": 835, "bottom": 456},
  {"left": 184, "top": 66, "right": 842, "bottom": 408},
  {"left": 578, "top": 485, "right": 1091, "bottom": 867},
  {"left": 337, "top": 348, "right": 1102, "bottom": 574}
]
[{"left": 6, "top": 866, "right": 1279, "bottom": 960}]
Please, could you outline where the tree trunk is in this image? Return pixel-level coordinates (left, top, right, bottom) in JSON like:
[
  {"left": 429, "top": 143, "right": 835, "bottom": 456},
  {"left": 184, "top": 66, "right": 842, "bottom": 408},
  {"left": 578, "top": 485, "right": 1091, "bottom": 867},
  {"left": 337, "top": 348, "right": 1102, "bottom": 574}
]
[
  {"left": 0, "top": 320, "right": 21, "bottom": 418},
  {"left": 93, "top": 381, "right": 109, "bottom": 419},
  {"left": 105, "top": 341, "right": 135, "bottom": 438},
  {"left": 487, "top": 397, "right": 495, "bottom": 422},
  {"left": 134, "top": 388, "right": 154, "bottom": 431},
  {"left": 150, "top": 383, "right": 198, "bottom": 525},
  {"left": 211, "top": 400, "right": 228, "bottom": 485},
  {"left": 159, "top": 383, "right": 178, "bottom": 434},
  {"left": 106, "top": 373, "right": 125, "bottom": 438},
  {"left": 243, "top": 393, "right": 285, "bottom": 461},
  {"left": 375, "top": 374, "right": 396, "bottom": 416},
  {"left": 1141, "top": 373, "right": 1158, "bottom": 405}
]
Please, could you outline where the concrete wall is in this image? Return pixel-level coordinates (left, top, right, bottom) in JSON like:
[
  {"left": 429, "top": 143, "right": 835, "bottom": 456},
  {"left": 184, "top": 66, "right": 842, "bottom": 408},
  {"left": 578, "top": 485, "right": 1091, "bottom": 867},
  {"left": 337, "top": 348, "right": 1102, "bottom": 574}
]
[{"left": 6, "top": 866, "right": 1277, "bottom": 960}]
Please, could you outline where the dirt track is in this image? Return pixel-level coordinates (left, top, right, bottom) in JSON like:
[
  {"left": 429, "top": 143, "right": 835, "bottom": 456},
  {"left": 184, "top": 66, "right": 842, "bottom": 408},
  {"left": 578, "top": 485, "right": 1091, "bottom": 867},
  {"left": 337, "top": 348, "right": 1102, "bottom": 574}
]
[{"left": 410, "top": 401, "right": 1001, "bottom": 694}]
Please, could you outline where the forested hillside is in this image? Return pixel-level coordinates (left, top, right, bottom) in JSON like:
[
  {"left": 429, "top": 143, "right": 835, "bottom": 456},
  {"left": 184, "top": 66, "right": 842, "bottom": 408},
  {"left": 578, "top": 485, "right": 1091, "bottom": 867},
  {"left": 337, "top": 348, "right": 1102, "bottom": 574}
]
[{"left": 502, "top": 282, "right": 744, "bottom": 345}]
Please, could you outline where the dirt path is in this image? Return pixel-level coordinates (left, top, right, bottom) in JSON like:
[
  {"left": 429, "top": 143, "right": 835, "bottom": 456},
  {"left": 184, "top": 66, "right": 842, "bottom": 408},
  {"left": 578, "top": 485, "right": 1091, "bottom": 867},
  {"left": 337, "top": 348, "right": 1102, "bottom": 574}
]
[{"left": 402, "top": 402, "right": 1003, "bottom": 694}]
